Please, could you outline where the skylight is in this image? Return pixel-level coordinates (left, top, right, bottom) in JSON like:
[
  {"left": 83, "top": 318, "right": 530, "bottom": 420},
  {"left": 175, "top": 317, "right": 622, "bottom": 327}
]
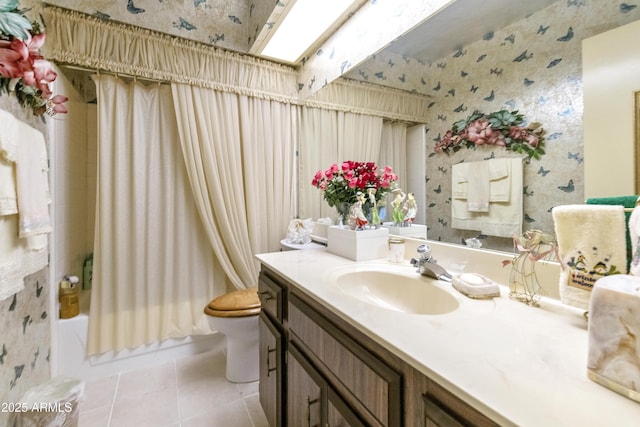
[{"left": 260, "top": 0, "right": 358, "bottom": 63}]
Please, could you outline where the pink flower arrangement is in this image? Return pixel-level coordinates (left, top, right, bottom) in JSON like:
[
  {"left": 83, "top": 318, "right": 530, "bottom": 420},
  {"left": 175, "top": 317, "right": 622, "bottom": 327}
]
[
  {"left": 0, "top": 1, "right": 67, "bottom": 116},
  {"left": 435, "top": 110, "right": 545, "bottom": 160},
  {"left": 312, "top": 161, "right": 398, "bottom": 208}
]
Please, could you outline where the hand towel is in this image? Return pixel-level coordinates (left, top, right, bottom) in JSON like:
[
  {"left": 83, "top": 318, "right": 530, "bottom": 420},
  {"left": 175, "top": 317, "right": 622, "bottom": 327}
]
[
  {"left": 466, "top": 161, "right": 490, "bottom": 212},
  {"left": 452, "top": 162, "right": 468, "bottom": 200},
  {"left": 0, "top": 156, "right": 17, "bottom": 216},
  {"left": 487, "top": 158, "right": 510, "bottom": 202},
  {"left": 0, "top": 108, "right": 18, "bottom": 162},
  {"left": 451, "top": 158, "right": 510, "bottom": 202},
  {"left": 0, "top": 108, "right": 19, "bottom": 216},
  {"left": 552, "top": 204, "right": 627, "bottom": 310},
  {"left": 15, "top": 120, "right": 52, "bottom": 240},
  {"left": 0, "top": 216, "right": 48, "bottom": 301},
  {"left": 587, "top": 195, "right": 639, "bottom": 272},
  {"left": 452, "top": 158, "right": 522, "bottom": 238}
]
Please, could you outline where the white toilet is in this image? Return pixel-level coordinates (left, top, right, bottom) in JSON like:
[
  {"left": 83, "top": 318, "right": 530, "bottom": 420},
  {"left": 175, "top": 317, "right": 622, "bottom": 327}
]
[{"left": 204, "top": 287, "right": 261, "bottom": 383}]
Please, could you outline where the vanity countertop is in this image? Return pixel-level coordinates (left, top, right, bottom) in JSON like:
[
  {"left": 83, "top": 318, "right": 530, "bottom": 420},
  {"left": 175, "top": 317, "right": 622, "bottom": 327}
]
[{"left": 256, "top": 247, "right": 640, "bottom": 427}]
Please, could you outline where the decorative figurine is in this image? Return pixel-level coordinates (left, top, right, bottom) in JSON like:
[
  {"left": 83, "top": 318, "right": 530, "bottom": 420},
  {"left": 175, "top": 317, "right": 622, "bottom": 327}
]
[
  {"left": 403, "top": 193, "right": 417, "bottom": 225},
  {"left": 350, "top": 191, "right": 369, "bottom": 230},
  {"left": 391, "top": 187, "right": 406, "bottom": 226},
  {"left": 368, "top": 187, "right": 380, "bottom": 228}
]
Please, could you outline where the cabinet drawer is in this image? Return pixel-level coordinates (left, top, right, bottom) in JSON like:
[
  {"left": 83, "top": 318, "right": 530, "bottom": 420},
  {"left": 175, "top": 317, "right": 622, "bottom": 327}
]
[
  {"left": 258, "top": 271, "right": 285, "bottom": 322},
  {"left": 288, "top": 293, "right": 401, "bottom": 427}
]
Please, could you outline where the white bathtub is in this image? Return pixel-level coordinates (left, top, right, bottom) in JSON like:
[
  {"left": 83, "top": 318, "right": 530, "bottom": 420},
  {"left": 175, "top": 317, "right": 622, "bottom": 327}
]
[{"left": 57, "top": 290, "right": 223, "bottom": 382}]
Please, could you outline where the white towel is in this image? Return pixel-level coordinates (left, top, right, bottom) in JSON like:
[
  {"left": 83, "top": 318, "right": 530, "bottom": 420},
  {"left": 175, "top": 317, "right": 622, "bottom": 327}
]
[
  {"left": 452, "top": 162, "right": 468, "bottom": 199},
  {"left": 15, "top": 120, "right": 52, "bottom": 240},
  {"left": 0, "top": 216, "right": 48, "bottom": 301},
  {"left": 0, "top": 111, "right": 49, "bottom": 301},
  {"left": 0, "top": 109, "right": 19, "bottom": 216},
  {"left": 0, "top": 156, "right": 17, "bottom": 215},
  {"left": 0, "top": 108, "right": 18, "bottom": 162},
  {"left": 466, "top": 161, "right": 490, "bottom": 212},
  {"left": 552, "top": 205, "right": 627, "bottom": 310},
  {"left": 487, "top": 158, "right": 510, "bottom": 202},
  {"left": 451, "top": 158, "right": 522, "bottom": 238},
  {"left": 452, "top": 158, "right": 511, "bottom": 203},
  {"left": 629, "top": 207, "right": 640, "bottom": 275}
]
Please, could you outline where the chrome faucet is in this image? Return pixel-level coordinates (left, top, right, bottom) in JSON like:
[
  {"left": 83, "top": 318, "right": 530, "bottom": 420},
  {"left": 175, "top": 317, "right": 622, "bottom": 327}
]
[{"left": 410, "top": 244, "right": 452, "bottom": 282}]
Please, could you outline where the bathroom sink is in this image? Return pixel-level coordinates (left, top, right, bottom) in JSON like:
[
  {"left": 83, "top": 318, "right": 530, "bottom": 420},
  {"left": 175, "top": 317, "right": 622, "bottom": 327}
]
[{"left": 326, "top": 264, "right": 460, "bottom": 315}]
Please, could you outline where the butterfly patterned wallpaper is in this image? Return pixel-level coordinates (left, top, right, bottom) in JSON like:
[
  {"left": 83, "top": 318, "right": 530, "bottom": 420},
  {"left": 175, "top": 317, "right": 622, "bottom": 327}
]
[
  {"left": 44, "top": 0, "right": 277, "bottom": 54},
  {"left": 0, "top": 264, "right": 50, "bottom": 422},
  {"left": 344, "top": 1, "right": 640, "bottom": 251}
]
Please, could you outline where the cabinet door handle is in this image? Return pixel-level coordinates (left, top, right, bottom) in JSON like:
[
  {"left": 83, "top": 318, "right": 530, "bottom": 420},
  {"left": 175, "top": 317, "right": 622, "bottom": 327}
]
[
  {"left": 266, "top": 346, "right": 277, "bottom": 376},
  {"left": 258, "top": 291, "right": 273, "bottom": 302},
  {"left": 306, "top": 396, "right": 320, "bottom": 427}
]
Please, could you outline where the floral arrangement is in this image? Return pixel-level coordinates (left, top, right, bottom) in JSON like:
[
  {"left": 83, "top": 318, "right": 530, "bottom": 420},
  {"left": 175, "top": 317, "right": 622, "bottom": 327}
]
[
  {"left": 312, "top": 161, "right": 398, "bottom": 209},
  {"left": 434, "top": 109, "right": 545, "bottom": 160},
  {"left": 0, "top": 0, "right": 67, "bottom": 116}
]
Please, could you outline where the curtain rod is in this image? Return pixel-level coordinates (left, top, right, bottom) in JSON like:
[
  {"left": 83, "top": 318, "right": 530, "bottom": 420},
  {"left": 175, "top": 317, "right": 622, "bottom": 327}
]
[{"left": 59, "top": 63, "right": 169, "bottom": 85}]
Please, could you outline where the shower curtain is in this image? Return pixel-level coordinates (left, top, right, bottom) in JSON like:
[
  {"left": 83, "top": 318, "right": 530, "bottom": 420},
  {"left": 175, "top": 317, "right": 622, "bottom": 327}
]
[
  {"left": 88, "top": 75, "right": 225, "bottom": 355},
  {"left": 171, "top": 84, "right": 297, "bottom": 291}
]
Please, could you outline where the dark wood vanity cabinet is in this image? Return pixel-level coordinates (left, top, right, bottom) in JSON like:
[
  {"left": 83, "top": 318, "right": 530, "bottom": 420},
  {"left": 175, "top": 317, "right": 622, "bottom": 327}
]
[
  {"left": 258, "top": 272, "right": 286, "bottom": 427},
  {"left": 259, "top": 313, "right": 283, "bottom": 427},
  {"left": 258, "top": 266, "right": 498, "bottom": 427}
]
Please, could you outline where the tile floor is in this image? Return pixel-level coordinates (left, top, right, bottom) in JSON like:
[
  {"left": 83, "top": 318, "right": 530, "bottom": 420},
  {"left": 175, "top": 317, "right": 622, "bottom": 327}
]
[{"left": 78, "top": 347, "right": 269, "bottom": 427}]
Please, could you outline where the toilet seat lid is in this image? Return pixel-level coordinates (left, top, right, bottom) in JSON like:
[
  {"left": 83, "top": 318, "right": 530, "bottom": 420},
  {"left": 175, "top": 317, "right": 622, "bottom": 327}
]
[{"left": 205, "top": 287, "right": 260, "bottom": 317}]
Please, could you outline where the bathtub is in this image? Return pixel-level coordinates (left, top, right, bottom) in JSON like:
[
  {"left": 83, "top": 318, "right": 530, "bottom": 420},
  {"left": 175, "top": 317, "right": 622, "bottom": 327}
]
[{"left": 57, "top": 290, "right": 223, "bottom": 382}]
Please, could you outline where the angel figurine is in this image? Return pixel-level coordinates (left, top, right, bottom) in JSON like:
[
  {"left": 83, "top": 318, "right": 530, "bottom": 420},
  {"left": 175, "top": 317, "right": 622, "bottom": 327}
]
[
  {"left": 391, "top": 187, "right": 406, "bottom": 226},
  {"left": 350, "top": 191, "right": 369, "bottom": 230},
  {"left": 367, "top": 187, "right": 380, "bottom": 228},
  {"left": 403, "top": 193, "right": 417, "bottom": 225}
]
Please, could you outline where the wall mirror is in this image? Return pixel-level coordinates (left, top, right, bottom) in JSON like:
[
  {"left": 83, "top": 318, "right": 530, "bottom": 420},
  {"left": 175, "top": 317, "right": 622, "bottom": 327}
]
[{"left": 51, "top": 1, "right": 640, "bottom": 253}]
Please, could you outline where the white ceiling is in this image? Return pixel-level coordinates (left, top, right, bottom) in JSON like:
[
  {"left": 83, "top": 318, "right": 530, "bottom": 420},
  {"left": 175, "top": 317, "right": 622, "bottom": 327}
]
[{"left": 383, "top": 0, "right": 559, "bottom": 63}]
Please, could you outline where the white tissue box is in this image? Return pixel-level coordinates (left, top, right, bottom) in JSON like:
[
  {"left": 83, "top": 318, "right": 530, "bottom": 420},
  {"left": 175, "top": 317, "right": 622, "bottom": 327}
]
[
  {"left": 327, "top": 226, "right": 389, "bottom": 261},
  {"left": 587, "top": 275, "right": 640, "bottom": 402},
  {"left": 381, "top": 223, "right": 427, "bottom": 240}
]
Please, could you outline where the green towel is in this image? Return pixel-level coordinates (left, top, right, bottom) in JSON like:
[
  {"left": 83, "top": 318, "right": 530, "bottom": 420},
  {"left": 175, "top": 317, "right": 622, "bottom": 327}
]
[{"left": 586, "top": 195, "right": 639, "bottom": 272}]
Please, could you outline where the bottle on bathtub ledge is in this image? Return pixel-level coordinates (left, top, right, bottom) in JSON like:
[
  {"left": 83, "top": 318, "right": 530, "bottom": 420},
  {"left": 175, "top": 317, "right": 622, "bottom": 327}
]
[{"left": 59, "top": 275, "right": 80, "bottom": 319}]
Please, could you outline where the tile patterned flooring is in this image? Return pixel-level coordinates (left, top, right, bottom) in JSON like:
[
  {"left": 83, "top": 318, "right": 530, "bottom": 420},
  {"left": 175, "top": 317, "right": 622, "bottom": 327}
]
[{"left": 78, "top": 348, "right": 269, "bottom": 427}]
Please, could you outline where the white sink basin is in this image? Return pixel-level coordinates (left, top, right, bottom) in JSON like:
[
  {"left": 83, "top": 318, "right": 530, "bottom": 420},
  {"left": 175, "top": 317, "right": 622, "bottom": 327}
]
[{"left": 326, "top": 264, "right": 460, "bottom": 315}]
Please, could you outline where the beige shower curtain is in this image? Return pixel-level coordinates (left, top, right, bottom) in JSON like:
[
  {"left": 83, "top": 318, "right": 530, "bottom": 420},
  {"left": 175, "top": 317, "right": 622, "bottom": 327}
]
[
  {"left": 88, "top": 75, "right": 225, "bottom": 355},
  {"left": 171, "top": 83, "right": 297, "bottom": 291}
]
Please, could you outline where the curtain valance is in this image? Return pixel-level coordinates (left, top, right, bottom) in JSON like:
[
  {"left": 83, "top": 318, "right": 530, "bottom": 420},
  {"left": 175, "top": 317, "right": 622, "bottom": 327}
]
[
  {"left": 43, "top": 7, "right": 300, "bottom": 103},
  {"left": 43, "top": 6, "right": 429, "bottom": 122}
]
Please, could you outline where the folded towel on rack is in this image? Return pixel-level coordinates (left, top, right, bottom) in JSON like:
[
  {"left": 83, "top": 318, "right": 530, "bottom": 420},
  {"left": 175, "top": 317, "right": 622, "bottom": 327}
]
[
  {"left": 586, "top": 195, "right": 639, "bottom": 271},
  {"left": 466, "top": 161, "right": 490, "bottom": 212},
  {"left": 0, "top": 109, "right": 18, "bottom": 162},
  {"left": 487, "top": 158, "right": 510, "bottom": 202},
  {"left": 15, "top": 119, "right": 51, "bottom": 242},
  {"left": 0, "top": 156, "right": 17, "bottom": 216},
  {"left": 552, "top": 204, "right": 627, "bottom": 310},
  {"left": 452, "top": 158, "right": 511, "bottom": 202},
  {"left": 452, "top": 158, "right": 522, "bottom": 238}
]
